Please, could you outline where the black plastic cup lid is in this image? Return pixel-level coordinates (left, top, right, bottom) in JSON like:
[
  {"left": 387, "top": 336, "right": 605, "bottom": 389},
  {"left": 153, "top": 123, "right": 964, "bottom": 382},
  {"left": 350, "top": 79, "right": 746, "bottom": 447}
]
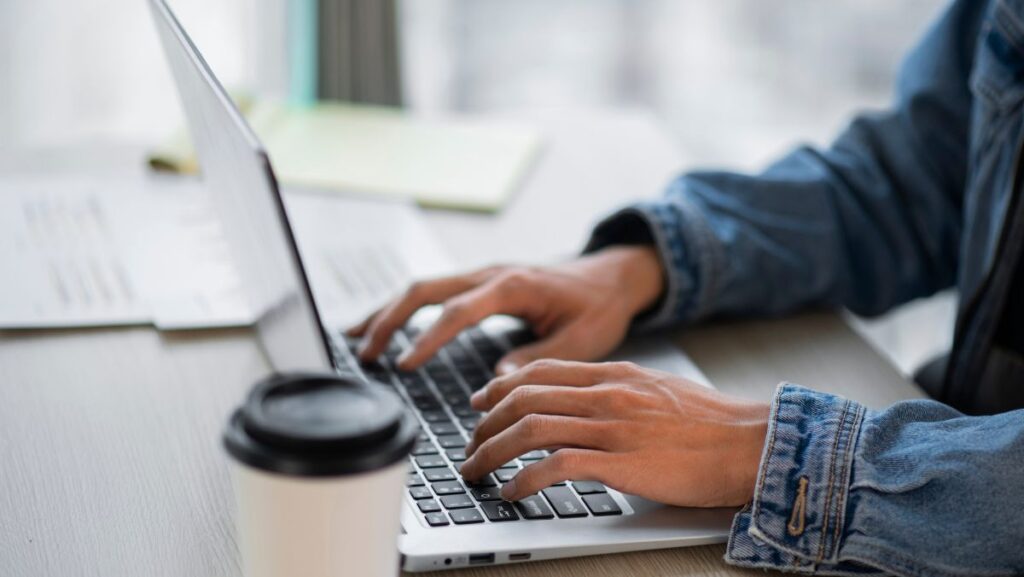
[{"left": 223, "top": 372, "right": 418, "bottom": 477}]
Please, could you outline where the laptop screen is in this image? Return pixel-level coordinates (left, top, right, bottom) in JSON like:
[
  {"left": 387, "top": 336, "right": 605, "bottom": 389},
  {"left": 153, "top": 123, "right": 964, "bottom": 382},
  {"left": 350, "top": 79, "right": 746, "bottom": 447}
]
[{"left": 150, "top": 0, "right": 334, "bottom": 372}]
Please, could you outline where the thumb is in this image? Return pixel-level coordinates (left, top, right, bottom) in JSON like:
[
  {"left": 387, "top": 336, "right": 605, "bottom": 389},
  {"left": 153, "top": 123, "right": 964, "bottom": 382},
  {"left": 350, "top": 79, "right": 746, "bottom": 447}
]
[{"left": 495, "top": 329, "right": 581, "bottom": 375}]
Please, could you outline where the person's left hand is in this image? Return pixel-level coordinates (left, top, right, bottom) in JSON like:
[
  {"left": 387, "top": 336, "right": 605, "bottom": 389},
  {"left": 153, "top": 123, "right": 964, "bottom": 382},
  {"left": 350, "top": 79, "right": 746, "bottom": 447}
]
[{"left": 460, "top": 360, "right": 771, "bottom": 508}]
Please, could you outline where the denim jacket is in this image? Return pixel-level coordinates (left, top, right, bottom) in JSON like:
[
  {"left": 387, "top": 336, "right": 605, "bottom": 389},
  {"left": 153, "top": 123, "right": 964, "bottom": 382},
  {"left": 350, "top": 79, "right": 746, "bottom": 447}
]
[{"left": 586, "top": 0, "right": 1024, "bottom": 574}]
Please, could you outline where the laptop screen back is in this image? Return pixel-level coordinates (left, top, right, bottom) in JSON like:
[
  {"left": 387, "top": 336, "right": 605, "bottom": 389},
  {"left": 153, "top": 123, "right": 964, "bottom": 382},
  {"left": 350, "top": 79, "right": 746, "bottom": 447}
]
[{"left": 150, "top": 0, "right": 333, "bottom": 372}]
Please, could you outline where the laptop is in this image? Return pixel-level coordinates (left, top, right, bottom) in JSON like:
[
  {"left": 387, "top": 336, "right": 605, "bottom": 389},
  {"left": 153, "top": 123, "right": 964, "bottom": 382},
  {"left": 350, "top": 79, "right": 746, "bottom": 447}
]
[{"left": 149, "top": 0, "right": 733, "bottom": 570}]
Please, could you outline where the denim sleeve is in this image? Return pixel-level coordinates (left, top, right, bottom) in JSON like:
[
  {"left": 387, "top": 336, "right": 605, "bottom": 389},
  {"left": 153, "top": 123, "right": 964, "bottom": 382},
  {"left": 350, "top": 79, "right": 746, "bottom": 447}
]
[
  {"left": 725, "top": 384, "right": 1024, "bottom": 576},
  {"left": 585, "top": 0, "right": 986, "bottom": 331}
]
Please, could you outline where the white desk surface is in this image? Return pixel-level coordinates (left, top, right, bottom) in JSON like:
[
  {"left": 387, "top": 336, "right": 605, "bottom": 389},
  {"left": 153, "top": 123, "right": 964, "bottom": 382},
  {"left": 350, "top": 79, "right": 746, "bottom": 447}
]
[{"left": 0, "top": 109, "right": 924, "bottom": 577}]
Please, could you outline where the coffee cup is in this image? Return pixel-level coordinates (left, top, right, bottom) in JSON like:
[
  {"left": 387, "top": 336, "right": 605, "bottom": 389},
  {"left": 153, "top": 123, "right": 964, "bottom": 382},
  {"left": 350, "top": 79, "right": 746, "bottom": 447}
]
[{"left": 223, "top": 372, "right": 417, "bottom": 577}]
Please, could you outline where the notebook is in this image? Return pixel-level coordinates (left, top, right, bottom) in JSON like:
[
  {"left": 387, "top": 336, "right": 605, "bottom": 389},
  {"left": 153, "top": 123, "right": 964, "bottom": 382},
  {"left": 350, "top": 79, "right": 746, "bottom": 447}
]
[{"left": 149, "top": 100, "right": 542, "bottom": 212}]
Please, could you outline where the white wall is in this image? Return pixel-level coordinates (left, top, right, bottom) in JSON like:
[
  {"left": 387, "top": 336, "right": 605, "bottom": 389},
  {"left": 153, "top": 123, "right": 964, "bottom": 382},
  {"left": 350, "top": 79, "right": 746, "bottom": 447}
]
[{"left": 0, "top": 0, "right": 256, "bottom": 147}]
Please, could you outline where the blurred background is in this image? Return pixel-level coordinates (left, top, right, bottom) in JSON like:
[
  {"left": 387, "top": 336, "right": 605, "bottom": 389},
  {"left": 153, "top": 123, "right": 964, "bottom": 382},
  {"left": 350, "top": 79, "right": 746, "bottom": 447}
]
[{"left": 0, "top": 0, "right": 955, "bottom": 375}]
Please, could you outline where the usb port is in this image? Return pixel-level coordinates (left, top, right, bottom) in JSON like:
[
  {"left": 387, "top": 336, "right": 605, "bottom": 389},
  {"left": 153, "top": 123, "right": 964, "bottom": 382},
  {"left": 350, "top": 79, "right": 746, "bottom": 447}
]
[
  {"left": 469, "top": 553, "right": 495, "bottom": 565},
  {"left": 509, "top": 553, "right": 531, "bottom": 561}
]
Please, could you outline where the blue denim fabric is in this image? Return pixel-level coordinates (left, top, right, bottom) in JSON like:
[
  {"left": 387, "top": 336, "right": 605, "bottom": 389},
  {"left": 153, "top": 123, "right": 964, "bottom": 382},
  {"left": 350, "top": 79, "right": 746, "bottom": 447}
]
[
  {"left": 725, "top": 385, "right": 1024, "bottom": 576},
  {"left": 584, "top": 0, "right": 1024, "bottom": 574}
]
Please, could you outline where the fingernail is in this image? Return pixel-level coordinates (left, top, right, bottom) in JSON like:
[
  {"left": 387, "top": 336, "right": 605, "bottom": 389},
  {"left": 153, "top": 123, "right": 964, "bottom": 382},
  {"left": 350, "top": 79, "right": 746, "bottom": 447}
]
[
  {"left": 496, "top": 361, "right": 519, "bottom": 375},
  {"left": 396, "top": 350, "right": 412, "bottom": 368},
  {"left": 500, "top": 479, "right": 517, "bottom": 500},
  {"left": 470, "top": 388, "right": 486, "bottom": 405}
]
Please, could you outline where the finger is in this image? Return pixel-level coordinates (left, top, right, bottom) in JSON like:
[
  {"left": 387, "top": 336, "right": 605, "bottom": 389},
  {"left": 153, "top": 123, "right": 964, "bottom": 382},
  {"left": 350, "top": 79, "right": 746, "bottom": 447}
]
[
  {"left": 494, "top": 330, "right": 581, "bottom": 376},
  {"left": 345, "top": 310, "right": 378, "bottom": 337},
  {"left": 465, "top": 385, "right": 595, "bottom": 456},
  {"left": 472, "top": 359, "right": 626, "bottom": 411},
  {"left": 358, "top": 276, "right": 477, "bottom": 360},
  {"left": 459, "top": 415, "right": 608, "bottom": 481},
  {"left": 396, "top": 281, "right": 528, "bottom": 370},
  {"left": 501, "top": 449, "right": 607, "bottom": 501}
]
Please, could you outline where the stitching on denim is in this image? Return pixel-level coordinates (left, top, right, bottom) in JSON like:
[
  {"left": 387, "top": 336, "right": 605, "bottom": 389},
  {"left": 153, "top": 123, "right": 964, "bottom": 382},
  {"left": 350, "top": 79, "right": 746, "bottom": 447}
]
[
  {"left": 787, "top": 476, "right": 809, "bottom": 536},
  {"left": 816, "top": 398, "right": 851, "bottom": 563},
  {"left": 996, "top": 2, "right": 1024, "bottom": 54},
  {"left": 830, "top": 404, "right": 865, "bottom": 558},
  {"left": 753, "top": 386, "right": 786, "bottom": 523}
]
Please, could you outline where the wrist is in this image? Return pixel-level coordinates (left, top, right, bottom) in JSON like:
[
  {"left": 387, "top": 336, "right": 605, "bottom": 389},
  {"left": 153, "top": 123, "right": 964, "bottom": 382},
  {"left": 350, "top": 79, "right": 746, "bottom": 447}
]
[{"left": 600, "top": 245, "right": 665, "bottom": 316}]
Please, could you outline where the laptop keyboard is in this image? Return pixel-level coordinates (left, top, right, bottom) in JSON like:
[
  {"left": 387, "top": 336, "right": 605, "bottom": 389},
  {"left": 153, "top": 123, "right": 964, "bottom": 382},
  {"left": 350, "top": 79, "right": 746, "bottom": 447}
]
[{"left": 330, "top": 325, "right": 623, "bottom": 527}]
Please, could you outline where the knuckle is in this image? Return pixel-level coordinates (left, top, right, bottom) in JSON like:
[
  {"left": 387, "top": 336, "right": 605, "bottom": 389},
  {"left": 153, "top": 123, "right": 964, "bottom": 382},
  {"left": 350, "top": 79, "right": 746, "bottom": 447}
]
[
  {"left": 494, "top": 269, "right": 533, "bottom": 293},
  {"left": 610, "top": 361, "right": 641, "bottom": 376},
  {"left": 441, "top": 300, "right": 469, "bottom": 321},
  {"left": 548, "top": 449, "right": 580, "bottom": 475},
  {"left": 405, "top": 280, "right": 428, "bottom": 299},
  {"left": 524, "top": 358, "right": 562, "bottom": 376},
  {"left": 518, "top": 413, "right": 547, "bottom": 439},
  {"left": 505, "top": 386, "right": 531, "bottom": 410}
]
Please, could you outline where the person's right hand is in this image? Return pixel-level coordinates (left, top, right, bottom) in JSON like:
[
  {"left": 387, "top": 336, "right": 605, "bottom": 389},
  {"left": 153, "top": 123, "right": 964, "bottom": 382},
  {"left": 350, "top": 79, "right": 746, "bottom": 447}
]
[{"left": 347, "top": 246, "right": 665, "bottom": 374}]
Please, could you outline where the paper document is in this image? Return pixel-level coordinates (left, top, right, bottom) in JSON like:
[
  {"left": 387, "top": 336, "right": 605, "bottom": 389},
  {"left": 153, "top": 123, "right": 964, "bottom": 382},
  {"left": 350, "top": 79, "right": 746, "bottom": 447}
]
[
  {"left": 0, "top": 177, "right": 250, "bottom": 330},
  {"left": 149, "top": 100, "right": 542, "bottom": 212},
  {"left": 283, "top": 190, "right": 455, "bottom": 329}
]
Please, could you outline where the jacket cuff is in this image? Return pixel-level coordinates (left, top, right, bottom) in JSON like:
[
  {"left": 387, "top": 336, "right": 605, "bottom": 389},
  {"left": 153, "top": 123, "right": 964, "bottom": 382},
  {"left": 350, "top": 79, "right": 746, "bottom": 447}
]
[
  {"left": 725, "top": 384, "right": 876, "bottom": 575},
  {"left": 583, "top": 183, "right": 722, "bottom": 331}
]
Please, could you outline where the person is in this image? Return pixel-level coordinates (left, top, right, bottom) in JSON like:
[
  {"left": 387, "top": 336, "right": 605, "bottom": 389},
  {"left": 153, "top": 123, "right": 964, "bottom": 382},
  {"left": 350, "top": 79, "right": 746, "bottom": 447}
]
[{"left": 349, "top": 0, "right": 1024, "bottom": 574}]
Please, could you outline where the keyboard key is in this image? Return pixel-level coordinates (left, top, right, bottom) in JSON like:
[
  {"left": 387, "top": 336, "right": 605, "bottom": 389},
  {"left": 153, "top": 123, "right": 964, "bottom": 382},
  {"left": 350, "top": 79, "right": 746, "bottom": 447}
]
[
  {"left": 460, "top": 416, "right": 480, "bottom": 431},
  {"left": 415, "top": 455, "right": 447, "bottom": 469},
  {"left": 514, "top": 495, "right": 555, "bottom": 520},
  {"left": 437, "top": 434, "right": 466, "bottom": 449},
  {"left": 452, "top": 405, "right": 480, "bottom": 418},
  {"left": 420, "top": 410, "right": 450, "bottom": 423},
  {"left": 424, "top": 468, "right": 457, "bottom": 482},
  {"left": 443, "top": 393, "right": 469, "bottom": 406},
  {"left": 424, "top": 512, "right": 449, "bottom": 527},
  {"left": 495, "top": 469, "right": 519, "bottom": 483},
  {"left": 519, "top": 450, "right": 547, "bottom": 461},
  {"left": 572, "top": 481, "right": 607, "bottom": 495},
  {"left": 446, "top": 448, "right": 467, "bottom": 462},
  {"left": 435, "top": 382, "right": 464, "bottom": 395},
  {"left": 418, "top": 499, "right": 442, "bottom": 513},
  {"left": 412, "top": 442, "right": 438, "bottom": 456},
  {"left": 582, "top": 494, "right": 622, "bottom": 516},
  {"left": 430, "top": 422, "right": 460, "bottom": 435},
  {"left": 407, "top": 473, "right": 424, "bottom": 487},
  {"left": 480, "top": 501, "right": 520, "bottom": 522},
  {"left": 440, "top": 494, "right": 474, "bottom": 509},
  {"left": 470, "top": 486, "right": 503, "bottom": 501},
  {"left": 409, "top": 486, "right": 432, "bottom": 500},
  {"left": 542, "top": 487, "right": 588, "bottom": 518},
  {"left": 465, "top": 474, "right": 497, "bottom": 488},
  {"left": 431, "top": 481, "right": 465, "bottom": 496},
  {"left": 449, "top": 508, "right": 485, "bottom": 525},
  {"left": 413, "top": 397, "right": 442, "bottom": 411}
]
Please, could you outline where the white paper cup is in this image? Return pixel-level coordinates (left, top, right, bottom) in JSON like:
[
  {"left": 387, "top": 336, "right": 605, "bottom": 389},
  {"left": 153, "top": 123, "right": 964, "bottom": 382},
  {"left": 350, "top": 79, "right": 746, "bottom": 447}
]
[{"left": 224, "top": 373, "right": 417, "bottom": 577}]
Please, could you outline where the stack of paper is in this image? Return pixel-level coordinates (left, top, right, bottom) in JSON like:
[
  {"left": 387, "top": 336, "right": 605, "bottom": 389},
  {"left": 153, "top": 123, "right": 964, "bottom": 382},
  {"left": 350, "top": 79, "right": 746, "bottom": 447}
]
[{"left": 0, "top": 176, "right": 250, "bottom": 330}]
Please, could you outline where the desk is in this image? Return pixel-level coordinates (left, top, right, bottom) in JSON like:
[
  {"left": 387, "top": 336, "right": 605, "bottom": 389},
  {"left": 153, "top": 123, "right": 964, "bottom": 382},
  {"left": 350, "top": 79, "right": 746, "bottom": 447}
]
[{"left": 0, "top": 110, "right": 925, "bottom": 577}]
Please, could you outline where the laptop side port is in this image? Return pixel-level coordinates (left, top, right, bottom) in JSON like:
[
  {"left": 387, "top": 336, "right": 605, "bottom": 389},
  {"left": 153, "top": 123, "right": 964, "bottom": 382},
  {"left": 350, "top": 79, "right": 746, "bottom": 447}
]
[
  {"left": 469, "top": 553, "right": 495, "bottom": 565},
  {"left": 509, "top": 553, "right": 531, "bottom": 561}
]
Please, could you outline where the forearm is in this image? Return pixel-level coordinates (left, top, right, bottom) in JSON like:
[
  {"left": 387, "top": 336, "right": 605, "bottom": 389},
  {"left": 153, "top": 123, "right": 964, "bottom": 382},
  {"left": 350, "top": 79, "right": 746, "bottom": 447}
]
[
  {"left": 727, "top": 384, "right": 1024, "bottom": 576},
  {"left": 586, "top": 0, "right": 982, "bottom": 330}
]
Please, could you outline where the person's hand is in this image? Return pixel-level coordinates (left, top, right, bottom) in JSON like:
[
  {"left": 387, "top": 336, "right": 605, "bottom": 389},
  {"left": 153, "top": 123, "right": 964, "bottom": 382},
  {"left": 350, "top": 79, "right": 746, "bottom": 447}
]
[
  {"left": 347, "top": 246, "right": 664, "bottom": 374},
  {"left": 460, "top": 360, "right": 770, "bottom": 507}
]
